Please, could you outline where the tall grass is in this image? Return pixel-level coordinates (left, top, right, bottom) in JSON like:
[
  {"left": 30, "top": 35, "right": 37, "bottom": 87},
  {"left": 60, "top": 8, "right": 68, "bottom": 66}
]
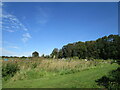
[{"left": 2, "top": 58, "right": 112, "bottom": 81}]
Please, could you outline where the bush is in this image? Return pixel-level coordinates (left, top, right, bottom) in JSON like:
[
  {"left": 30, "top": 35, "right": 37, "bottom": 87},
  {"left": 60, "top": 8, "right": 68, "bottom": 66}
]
[
  {"left": 96, "top": 67, "right": 120, "bottom": 89},
  {"left": 2, "top": 62, "right": 20, "bottom": 79}
]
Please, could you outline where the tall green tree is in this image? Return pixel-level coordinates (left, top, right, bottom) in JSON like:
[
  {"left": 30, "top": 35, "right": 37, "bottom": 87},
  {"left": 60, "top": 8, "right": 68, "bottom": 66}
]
[{"left": 50, "top": 48, "right": 59, "bottom": 59}]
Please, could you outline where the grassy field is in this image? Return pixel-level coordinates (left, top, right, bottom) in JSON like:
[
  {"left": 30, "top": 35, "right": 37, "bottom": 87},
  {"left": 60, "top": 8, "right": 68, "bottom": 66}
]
[{"left": 2, "top": 58, "right": 119, "bottom": 88}]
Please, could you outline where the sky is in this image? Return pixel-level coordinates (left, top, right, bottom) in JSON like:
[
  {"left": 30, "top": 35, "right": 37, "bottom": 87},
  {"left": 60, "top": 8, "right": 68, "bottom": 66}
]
[{"left": 1, "top": 2, "right": 118, "bottom": 56}]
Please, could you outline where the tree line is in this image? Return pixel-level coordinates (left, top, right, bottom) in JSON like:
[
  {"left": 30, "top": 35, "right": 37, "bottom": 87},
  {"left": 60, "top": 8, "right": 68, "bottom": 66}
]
[{"left": 51, "top": 34, "right": 120, "bottom": 60}]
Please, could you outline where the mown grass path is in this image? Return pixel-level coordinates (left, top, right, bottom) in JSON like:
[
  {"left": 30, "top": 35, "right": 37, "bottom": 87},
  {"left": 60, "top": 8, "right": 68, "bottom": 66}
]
[{"left": 3, "top": 63, "right": 119, "bottom": 88}]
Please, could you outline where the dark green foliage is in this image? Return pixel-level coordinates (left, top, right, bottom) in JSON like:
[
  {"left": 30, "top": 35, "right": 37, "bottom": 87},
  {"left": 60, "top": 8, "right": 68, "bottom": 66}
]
[
  {"left": 96, "top": 76, "right": 111, "bottom": 88},
  {"left": 2, "top": 63, "right": 20, "bottom": 80},
  {"left": 116, "top": 60, "right": 120, "bottom": 65},
  {"left": 32, "top": 51, "right": 39, "bottom": 57},
  {"left": 41, "top": 54, "right": 44, "bottom": 57},
  {"left": 96, "top": 67, "right": 120, "bottom": 89},
  {"left": 50, "top": 48, "right": 59, "bottom": 58},
  {"left": 51, "top": 34, "right": 120, "bottom": 60},
  {"left": 58, "top": 49, "right": 63, "bottom": 58},
  {"left": 44, "top": 55, "right": 50, "bottom": 58},
  {"left": 21, "top": 56, "right": 27, "bottom": 59}
]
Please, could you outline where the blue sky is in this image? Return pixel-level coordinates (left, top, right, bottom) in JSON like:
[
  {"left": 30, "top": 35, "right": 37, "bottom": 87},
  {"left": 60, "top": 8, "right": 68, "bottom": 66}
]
[{"left": 1, "top": 2, "right": 118, "bottom": 56}]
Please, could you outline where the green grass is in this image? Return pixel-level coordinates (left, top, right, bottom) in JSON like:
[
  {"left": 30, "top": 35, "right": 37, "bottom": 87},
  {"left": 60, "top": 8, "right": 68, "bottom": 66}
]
[{"left": 3, "top": 63, "right": 119, "bottom": 88}]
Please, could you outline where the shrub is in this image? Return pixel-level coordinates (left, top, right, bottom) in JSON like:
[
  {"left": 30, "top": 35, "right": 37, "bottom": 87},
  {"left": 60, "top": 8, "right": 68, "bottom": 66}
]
[
  {"left": 96, "top": 67, "right": 120, "bottom": 89},
  {"left": 2, "top": 62, "right": 20, "bottom": 79}
]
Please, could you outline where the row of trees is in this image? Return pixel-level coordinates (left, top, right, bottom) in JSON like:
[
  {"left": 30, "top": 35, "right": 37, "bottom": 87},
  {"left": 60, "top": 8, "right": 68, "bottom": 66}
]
[
  {"left": 2, "top": 51, "right": 49, "bottom": 58},
  {"left": 51, "top": 34, "right": 120, "bottom": 60}
]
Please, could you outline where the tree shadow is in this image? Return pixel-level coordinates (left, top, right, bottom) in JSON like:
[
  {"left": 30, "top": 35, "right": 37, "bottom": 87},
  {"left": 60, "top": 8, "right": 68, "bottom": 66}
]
[{"left": 95, "top": 67, "right": 120, "bottom": 89}]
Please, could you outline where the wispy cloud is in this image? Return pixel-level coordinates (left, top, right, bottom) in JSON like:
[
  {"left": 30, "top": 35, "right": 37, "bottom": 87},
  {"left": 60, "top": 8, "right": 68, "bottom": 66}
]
[
  {"left": 36, "top": 7, "right": 51, "bottom": 24},
  {"left": 8, "top": 46, "right": 19, "bottom": 49},
  {"left": 2, "top": 12, "right": 28, "bottom": 32},
  {"left": 22, "top": 33, "right": 32, "bottom": 43},
  {"left": 2, "top": 10, "right": 31, "bottom": 43}
]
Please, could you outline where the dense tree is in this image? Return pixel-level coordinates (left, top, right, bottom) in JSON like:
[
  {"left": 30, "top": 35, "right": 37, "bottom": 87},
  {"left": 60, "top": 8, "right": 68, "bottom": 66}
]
[
  {"left": 50, "top": 48, "right": 59, "bottom": 59},
  {"left": 58, "top": 49, "right": 63, "bottom": 58},
  {"left": 41, "top": 54, "right": 45, "bottom": 58},
  {"left": 32, "top": 51, "right": 39, "bottom": 57},
  {"left": 75, "top": 42, "right": 86, "bottom": 59},
  {"left": 44, "top": 55, "right": 50, "bottom": 58},
  {"left": 50, "top": 34, "right": 120, "bottom": 60},
  {"left": 62, "top": 44, "right": 74, "bottom": 58},
  {"left": 21, "top": 56, "right": 27, "bottom": 59}
]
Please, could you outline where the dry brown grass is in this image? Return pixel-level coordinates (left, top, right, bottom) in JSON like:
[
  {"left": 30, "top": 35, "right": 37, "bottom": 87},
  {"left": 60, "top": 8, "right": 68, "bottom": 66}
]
[{"left": 2, "top": 58, "right": 102, "bottom": 72}]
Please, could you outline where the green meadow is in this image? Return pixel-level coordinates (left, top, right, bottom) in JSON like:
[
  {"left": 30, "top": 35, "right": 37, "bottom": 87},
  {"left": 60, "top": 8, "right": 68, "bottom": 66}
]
[{"left": 2, "top": 58, "right": 119, "bottom": 88}]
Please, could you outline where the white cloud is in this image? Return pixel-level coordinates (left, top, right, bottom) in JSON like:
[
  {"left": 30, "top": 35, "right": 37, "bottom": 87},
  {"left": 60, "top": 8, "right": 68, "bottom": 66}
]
[
  {"left": 2, "top": 11, "right": 31, "bottom": 44},
  {"left": 23, "top": 28, "right": 28, "bottom": 31},
  {"left": 36, "top": 7, "right": 51, "bottom": 24},
  {"left": 2, "top": 12, "right": 28, "bottom": 32},
  {"left": 22, "top": 33, "right": 32, "bottom": 43},
  {"left": 23, "top": 33, "right": 31, "bottom": 38}
]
